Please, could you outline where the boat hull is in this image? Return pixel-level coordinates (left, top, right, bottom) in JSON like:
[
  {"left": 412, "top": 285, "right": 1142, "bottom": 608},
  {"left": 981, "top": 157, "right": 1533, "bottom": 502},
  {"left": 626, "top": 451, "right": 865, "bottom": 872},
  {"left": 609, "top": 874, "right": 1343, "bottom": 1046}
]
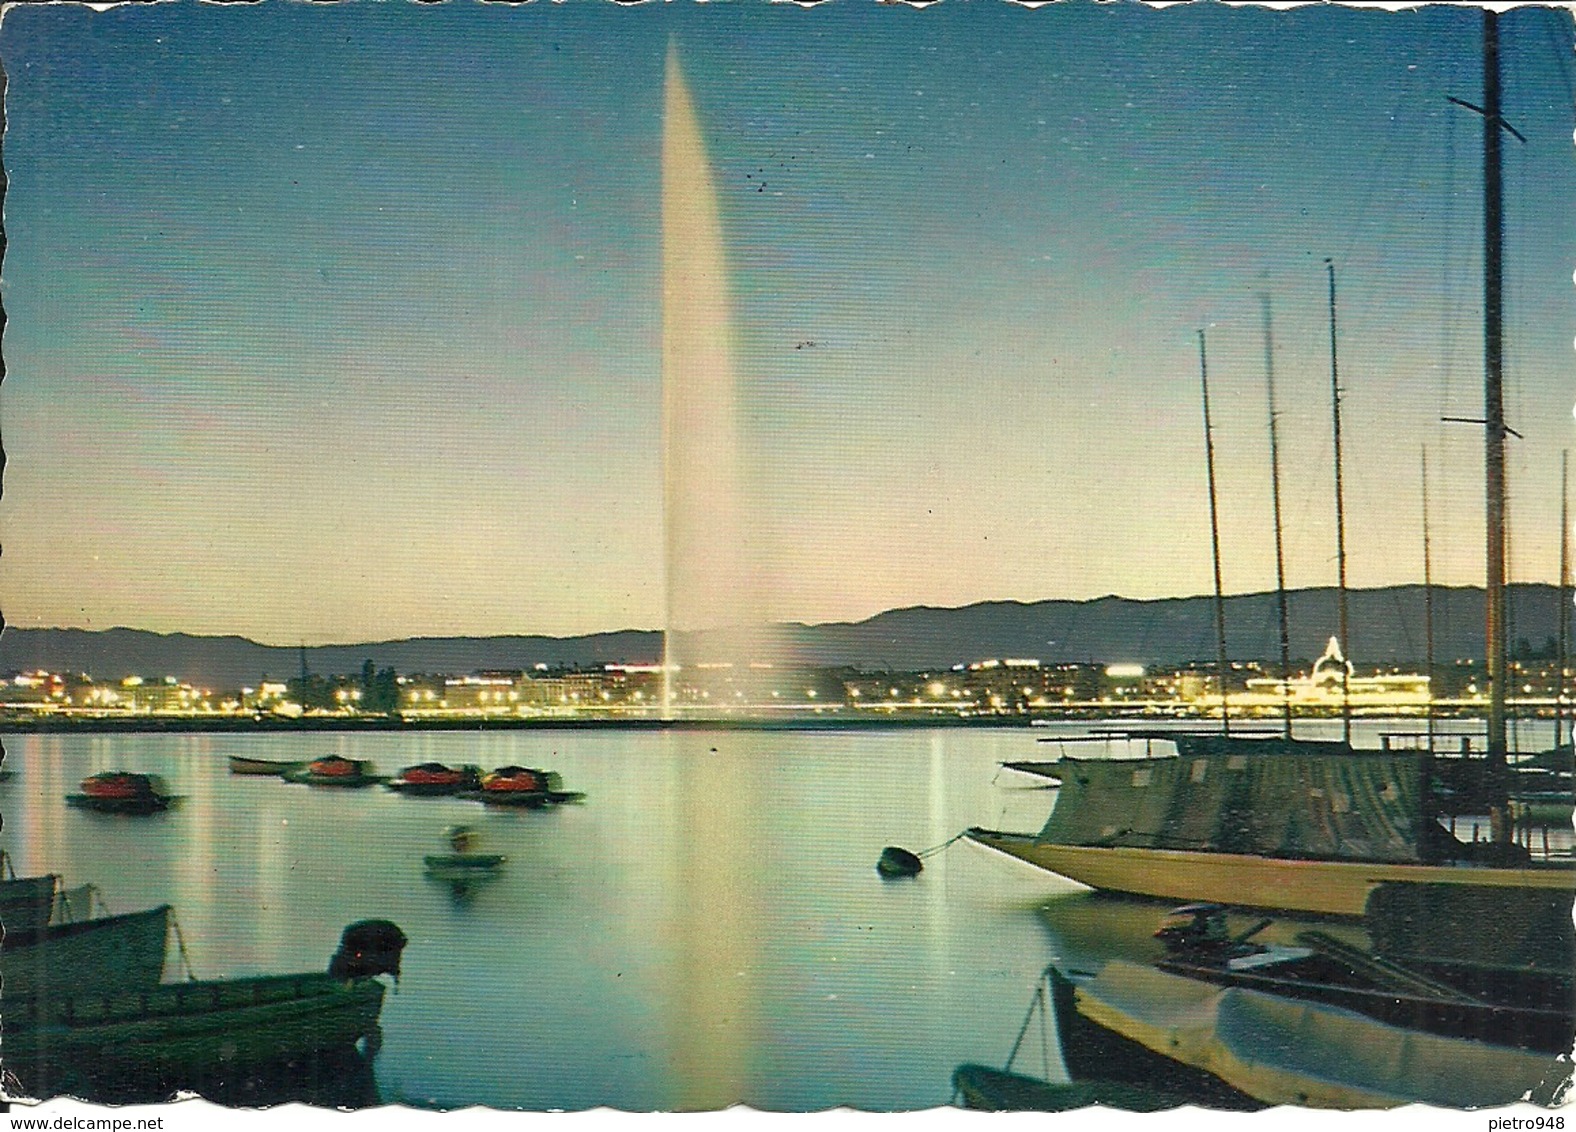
[
  {"left": 0, "top": 905, "right": 171, "bottom": 999},
  {"left": 228, "top": 756, "right": 305, "bottom": 777},
  {"left": 463, "top": 789, "right": 585, "bottom": 808},
  {"left": 3, "top": 972, "right": 386, "bottom": 1102},
  {"left": 66, "top": 793, "right": 178, "bottom": 815},
  {"left": 423, "top": 853, "right": 506, "bottom": 872},
  {"left": 967, "top": 830, "right": 1576, "bottom": 918},
  {"left": 1058, "top": 961, "right": 1571, "bottom": 1109}
]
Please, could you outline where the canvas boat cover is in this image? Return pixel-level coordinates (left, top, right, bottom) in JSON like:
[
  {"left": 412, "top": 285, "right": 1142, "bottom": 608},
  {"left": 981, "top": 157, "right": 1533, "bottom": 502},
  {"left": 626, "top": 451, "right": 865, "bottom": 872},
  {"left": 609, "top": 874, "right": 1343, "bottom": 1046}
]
[
  {"left": 1039, "top": 747, "right": 1427, "bottom": 863},
  {"left": 1074, "top": 961, "right": 1571, "bottom": 1109}
]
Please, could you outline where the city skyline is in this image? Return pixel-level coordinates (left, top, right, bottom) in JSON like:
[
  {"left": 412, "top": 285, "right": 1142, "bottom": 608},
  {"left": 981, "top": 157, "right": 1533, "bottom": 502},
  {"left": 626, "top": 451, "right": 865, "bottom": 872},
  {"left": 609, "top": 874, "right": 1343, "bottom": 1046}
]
[{"left": 2, "top": 3, "right": 1573, "bottom": 646}]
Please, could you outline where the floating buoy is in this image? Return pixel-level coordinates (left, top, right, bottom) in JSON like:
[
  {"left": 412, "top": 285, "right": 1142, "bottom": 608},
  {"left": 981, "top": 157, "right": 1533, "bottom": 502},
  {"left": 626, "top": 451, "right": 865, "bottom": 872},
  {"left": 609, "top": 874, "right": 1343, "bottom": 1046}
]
[{"left": 876, "top": 846, "right": 923, "bottom": 878}]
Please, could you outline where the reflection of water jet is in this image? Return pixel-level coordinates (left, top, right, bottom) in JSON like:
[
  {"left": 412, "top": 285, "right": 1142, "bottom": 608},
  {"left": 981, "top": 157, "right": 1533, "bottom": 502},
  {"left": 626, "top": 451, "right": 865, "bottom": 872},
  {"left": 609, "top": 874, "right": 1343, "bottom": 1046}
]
[{"left": 661, "top": 42, "right": 773, "bottom": 720}]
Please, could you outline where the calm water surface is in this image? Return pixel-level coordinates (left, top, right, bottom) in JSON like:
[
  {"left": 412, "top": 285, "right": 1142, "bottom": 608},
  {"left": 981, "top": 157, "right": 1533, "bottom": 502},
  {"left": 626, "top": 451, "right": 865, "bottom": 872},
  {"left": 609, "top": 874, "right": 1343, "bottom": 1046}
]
[
  {"left": 2, "top": 726, "right": 1091, "bottom": 1110},
  {"left": 9, "top": 718, "right": 1559, "bottom": 1109}
]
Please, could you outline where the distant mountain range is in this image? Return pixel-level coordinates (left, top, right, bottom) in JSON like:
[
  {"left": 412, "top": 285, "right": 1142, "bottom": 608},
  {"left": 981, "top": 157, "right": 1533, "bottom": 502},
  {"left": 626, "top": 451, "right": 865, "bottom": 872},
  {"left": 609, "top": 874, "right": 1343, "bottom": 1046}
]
[{"left": 0, "top": 584, "right": 1564, "bottom": 690}]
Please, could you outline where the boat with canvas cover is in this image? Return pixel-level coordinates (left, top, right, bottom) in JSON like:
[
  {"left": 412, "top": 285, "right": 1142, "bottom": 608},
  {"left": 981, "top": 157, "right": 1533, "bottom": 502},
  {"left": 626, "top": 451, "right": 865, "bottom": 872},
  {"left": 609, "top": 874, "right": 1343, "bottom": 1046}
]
[
  {"left": 978, "top": 11, "right": 1576, "bottom": 917},
  {"left": 284, "top": 756, "right": 384, "bottom": 788},
  {"left": 1050, "top": 960, "right": 1571, "bottom": 1109},
  {"left": 967, "top": 746, "right": 1575, "bottom": 917},
  {"left": 66, "top": 772, "right": 180, "bottom": 815},
  {"left": 388, "top": 762, "right": 483, "bottom": 796},
  {"left": 464, "top": 766, "right": 584, "bottom": 807},
  {"left": 2, "top": 920, "right": 407, "bottom": 1103}
]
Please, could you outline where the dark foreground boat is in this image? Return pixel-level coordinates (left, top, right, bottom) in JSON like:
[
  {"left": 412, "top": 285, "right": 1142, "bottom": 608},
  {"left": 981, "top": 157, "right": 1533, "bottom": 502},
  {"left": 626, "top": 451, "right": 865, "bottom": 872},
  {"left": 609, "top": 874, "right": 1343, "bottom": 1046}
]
[
  {"left": 952, "top": 965, "right": 1262, "bottom": 1112},
  {"left": 1051, "top": 961, "right": 1570, "bottom": 1108},
  {"left": 229, "top": 755, "right": 307, "bottom": 777},
  {"left": 1152, "top": 903, "right": 1575, "bottom": 1055},
  {"left": 0, "top": 904, "right": 172, "bottom": 999},
  {"left": 3, "top": 920, "right": 407, "bottom": 1104},
  {"left": 66, "top": 772, "right": 181, "bottom": 815},
  {"left": 285, "top": 756, "right": 385, "bottom": 788}
]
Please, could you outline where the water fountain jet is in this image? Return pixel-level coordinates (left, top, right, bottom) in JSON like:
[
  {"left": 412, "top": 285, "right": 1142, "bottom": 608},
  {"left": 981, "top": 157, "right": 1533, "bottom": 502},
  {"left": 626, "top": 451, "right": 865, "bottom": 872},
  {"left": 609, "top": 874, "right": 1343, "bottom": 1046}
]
[{"left": 661, "top": 44, "right": 773, "bottom": 719}]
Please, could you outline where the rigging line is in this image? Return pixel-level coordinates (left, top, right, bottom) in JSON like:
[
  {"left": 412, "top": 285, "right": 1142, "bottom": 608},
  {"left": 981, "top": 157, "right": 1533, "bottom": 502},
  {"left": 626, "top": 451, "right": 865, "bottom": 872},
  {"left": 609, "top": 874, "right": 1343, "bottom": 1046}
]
[
  {"left": 1338, "top": 68, "right": 1427, "bottom": 271},
  {"left": 1539, "top": 16, "right": 1576, "bottom": 110},
  {"left": 1439, "top": 66, "right": 1458, "bottom": 430}
]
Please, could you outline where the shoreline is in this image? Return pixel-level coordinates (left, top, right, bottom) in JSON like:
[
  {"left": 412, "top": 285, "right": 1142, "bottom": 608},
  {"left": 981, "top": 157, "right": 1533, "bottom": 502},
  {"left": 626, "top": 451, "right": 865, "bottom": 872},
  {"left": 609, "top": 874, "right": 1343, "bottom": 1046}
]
[{"left": 0, "top": 708, "right": 1495, "bottom": 736}]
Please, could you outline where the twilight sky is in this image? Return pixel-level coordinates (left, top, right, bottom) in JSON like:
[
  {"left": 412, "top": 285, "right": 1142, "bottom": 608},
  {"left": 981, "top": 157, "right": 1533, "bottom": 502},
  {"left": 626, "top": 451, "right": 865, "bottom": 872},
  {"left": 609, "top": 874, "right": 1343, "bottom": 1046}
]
[{"left": 2, "top": 2, "right": 1573, "bottom": 645}]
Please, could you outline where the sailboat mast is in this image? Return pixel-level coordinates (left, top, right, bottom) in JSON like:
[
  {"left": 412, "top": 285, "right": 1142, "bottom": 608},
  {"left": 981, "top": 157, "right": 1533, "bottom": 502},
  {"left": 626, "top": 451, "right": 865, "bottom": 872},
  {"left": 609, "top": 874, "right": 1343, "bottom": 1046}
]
[
  {"left": 1199, "top": 329, "right": 1231, "bottom": 737},
  {"left": 1422, "top": 446, "right": 1437, "bottom": 754},
  {"left": 1262, "top": 294, "right": 1293, "bottom": 738},
  {"left": 1481, "top": 8, "right": 1510, "bottom": 828},
  {"left": 1326, "top": 260, "right": 1352, "bottom": 745},
  {"left": 1558, "top": 450, "right": 1569, "bottom": 749}
]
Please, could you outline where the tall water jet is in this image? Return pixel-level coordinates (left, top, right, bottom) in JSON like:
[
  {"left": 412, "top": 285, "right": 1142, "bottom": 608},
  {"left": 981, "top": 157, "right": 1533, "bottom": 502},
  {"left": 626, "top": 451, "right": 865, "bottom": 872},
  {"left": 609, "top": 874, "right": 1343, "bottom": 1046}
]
[{"left": 661, "top": 42, "right": 769, "bottom": 718}]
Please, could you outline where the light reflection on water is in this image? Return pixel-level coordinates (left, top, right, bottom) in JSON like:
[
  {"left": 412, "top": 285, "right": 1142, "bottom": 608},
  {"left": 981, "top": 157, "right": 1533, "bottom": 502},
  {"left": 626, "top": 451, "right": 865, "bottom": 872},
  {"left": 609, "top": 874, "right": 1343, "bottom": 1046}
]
[
  {"left": 5, "top": 719, "right": 1563, "bottom": 1109},
  {"left": 2, "top": 727, "right": 1069, "bottom": 1110}
]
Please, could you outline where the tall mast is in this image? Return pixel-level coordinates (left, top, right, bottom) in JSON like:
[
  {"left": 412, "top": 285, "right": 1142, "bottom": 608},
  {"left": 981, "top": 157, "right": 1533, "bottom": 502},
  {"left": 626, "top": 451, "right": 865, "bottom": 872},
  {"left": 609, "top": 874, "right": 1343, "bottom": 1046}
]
[
  {"left": 1326, "top": 259, "right": 1352, "bottom": 745},
  {"left": 1558, "top": 451, "right": 1569, "bottom": 749},
  {"left": 1199, "top": 329, "right": 1231, "bottom": 736},
  {"left": 1422, "top": 447, "right": 1437, "bottom": 754},
  {"left": 1482, "top": 8, "right": 1510, "bottom": 832},
  {"left": 1262, "top": 294, "right": 1293, "bottom": 738}
]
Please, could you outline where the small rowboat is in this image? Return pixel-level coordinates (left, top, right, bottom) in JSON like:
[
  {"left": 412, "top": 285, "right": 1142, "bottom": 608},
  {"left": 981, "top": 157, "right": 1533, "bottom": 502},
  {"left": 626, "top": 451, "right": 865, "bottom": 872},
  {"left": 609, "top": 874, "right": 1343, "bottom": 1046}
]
[
  {"left": 66, "top": 773, "right": 180, "bottom": 815},
  {"left": 388, "top": 763, "right": 482, "bottom": 797},
  {"left": 228, "top": 756, "right": 306, "bottom": 777},
  {"left": 424, "top": 826, "right": 505, "bottom": 883},
  {"left": 423, "top": 853, "right": 507, "bottom": 875},
  {"left": 285, "top": 757, "right": 383, "bottom": 788}
]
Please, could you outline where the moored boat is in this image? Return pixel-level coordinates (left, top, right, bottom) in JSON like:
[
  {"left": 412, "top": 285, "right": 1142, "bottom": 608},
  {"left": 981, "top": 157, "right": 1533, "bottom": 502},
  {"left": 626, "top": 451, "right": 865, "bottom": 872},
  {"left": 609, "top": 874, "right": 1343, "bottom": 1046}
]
[
  {"left": 967, "top": 746, "right": 1576, "bottom": 917},
  {"left": 1051, "top": 960, "right": 1569, "bottom": 1108},
  {"left": 1150, "top": 903, "right": 1575, "bottom": 1054},
  {"left": 229, "top": 755, "right": 307, "bottom": 777},
  {"left": 2, "top": 919, "right": 407, "bottom": 1103},
  {"left": 284, "top": 756, "right": 384, "bottom": 788},
  {"left": 388, "top": 762, "right": 482, "bottom": 796},
  {"left": 423, "top": 825, "right": 506, "bottom": 881},
  {"left": 0, "top": 904, "right": 172, "bottom": 999},
  {"left": 465, "top": 766, "right": 583, "bottom": 807},
  {"left": 66, "top": 772, "right": 180, "bottom": 815}
]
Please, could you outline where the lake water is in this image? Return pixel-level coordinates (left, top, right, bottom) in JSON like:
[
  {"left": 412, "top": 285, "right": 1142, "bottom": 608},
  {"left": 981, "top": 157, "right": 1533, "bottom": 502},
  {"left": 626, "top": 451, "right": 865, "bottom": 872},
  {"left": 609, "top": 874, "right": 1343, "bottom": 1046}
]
[
  {"left": 5, "top": 718, "right": 1564, "bottom": 1111},
  {"left": 2, "top": 725, "right": 1089, "bottom": 1110}
]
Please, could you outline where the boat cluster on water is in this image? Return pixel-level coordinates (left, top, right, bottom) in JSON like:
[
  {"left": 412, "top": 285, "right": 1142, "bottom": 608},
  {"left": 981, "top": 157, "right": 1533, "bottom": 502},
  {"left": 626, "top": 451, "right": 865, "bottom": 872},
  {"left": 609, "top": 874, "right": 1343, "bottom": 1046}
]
[
  {"left": 60, "top": 756, "right": 586, "bottom": 817},
  {"left": 8, "top": 753, "right": 586, "bottom": 1101},
  {"left": 0, "top": 850, "right": 407, "bottom": 1104},
  {"left": 952, "top": 729, "right": 1575, "bottom": 1111},
  {"left": 230, "top": 754, "right": 585, "bottom": 807}
]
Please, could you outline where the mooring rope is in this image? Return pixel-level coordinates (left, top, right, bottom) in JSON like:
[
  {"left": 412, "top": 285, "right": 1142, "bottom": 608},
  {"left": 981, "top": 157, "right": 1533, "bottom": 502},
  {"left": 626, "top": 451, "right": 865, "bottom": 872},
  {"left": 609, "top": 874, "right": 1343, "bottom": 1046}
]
[
  {"left": 170, "top": 911, "right": 200, "bottom": 982},
  {"left": 916, "top": 831, "right": 967, "bottom": 859}
]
